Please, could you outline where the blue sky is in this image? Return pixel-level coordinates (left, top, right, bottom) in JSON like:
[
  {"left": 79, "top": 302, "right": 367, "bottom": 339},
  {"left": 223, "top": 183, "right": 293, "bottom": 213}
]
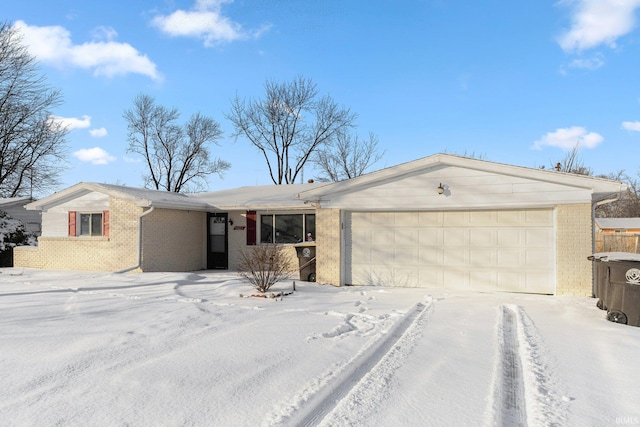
[{"left": 5, "top": 0, "right": 640, "bottom": 192}]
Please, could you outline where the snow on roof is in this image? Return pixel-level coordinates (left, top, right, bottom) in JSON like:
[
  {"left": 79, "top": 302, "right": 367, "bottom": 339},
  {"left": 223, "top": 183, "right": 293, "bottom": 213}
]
[
  {"left": 596, "top": 218, "right": 640, "bottom": 230},
  {"left": 26, "top": 183, "right": 211, "bottom": 211},
  {"left": 0, "top": 196, "right": 34, "bottom": 208},
  {"left": 26, "top": 182, "right": 328, "bottom": 211},
  {"left": 193, "top": 182, "right": 328, "bottom": 210}
]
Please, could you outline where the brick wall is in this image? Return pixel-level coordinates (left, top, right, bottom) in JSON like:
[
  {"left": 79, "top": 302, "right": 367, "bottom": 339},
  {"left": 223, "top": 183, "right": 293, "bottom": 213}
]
[
  {"left": 316, "top": 208, "right": 342, "bottom": 286},
  {"left": 556, "top": 203, "right": 593, "bottom": 296},
  {"left": 14, "top": 197, "right": 141, "bottom": 271},
  {"left": 140, "top": 208, "right": 206, "bottom": 272}
]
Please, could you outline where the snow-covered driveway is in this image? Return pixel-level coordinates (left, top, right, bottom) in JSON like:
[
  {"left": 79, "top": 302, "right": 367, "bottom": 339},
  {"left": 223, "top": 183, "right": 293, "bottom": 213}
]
[{"left": 1, "top": 268, "right": 639, "bottom": 426}]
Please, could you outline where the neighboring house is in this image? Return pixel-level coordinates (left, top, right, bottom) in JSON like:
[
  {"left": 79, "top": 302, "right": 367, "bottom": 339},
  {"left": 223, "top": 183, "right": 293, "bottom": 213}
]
[
  {"left": 595, "top": 218, "right": 640, "bottom": 253},
  {"left": 0, "top": 197, "right": 41, "bottom": 235},
  {"left": 14, "top": 154, "right": 626, "bottom": 296}
]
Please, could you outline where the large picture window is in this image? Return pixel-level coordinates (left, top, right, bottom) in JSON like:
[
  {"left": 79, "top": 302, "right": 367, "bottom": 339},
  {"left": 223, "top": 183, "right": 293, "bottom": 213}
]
[{"left": 260, "top": 213, "right": 315, "bottom": 244}]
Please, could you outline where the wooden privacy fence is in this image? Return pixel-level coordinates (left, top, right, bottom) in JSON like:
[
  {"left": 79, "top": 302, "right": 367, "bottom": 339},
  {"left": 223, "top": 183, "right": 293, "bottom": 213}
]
[{"left": 596, "top": 234, "right": 640, "bottom": 253}]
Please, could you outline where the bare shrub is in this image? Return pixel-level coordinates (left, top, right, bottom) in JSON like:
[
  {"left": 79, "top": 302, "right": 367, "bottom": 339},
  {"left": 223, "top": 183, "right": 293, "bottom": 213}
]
[{"left": 237, "top": 244, "right": 293, "bottom": 293}]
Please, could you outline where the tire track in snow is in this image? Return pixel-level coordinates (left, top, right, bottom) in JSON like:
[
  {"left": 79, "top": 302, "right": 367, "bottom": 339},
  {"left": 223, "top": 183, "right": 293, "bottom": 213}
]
[
  {"left": 267, "top": 301, "right": 431, "bottom": 427},
  {"left": 486, "top": 304, "right": 570, "bottom": 427},
  {"left": 493, "top": 305, "right": 527, "bottom": 427}
]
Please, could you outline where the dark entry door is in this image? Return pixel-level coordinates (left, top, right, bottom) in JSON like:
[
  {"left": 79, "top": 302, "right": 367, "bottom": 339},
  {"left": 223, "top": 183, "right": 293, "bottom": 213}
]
[{"left": 207, "top": 213, "right": 228, "bottom": 269}]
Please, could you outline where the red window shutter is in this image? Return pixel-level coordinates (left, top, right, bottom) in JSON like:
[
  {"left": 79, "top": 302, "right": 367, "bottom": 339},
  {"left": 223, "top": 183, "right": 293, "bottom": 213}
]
[
  {"left": 68, "top": 211, "right": 77, "bottom": 237},
  {"left": 246, "top": 210, "right": 256, "bottom": 246},
  {"left": 103, "top": 210, "right": 110, "bottom": 237}
]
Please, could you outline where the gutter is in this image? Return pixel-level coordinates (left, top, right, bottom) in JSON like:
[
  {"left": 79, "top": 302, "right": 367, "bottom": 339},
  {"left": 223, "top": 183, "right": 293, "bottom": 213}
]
[{"left": 115, "top": 206, "right": 155, "bottom": 274}]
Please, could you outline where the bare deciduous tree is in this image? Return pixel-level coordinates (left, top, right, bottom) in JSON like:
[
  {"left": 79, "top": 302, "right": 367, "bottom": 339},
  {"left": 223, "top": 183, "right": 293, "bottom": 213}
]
[
  {"left": 227, "top": 76, "right": 357, "bottom": 184},
  {"left": 0, "top": 22, "right": 68, "bottom": 198},
  {"left": 124, "top": 94, "right": 230, "bottom": 193},
  {"left": 596, "top": 170, "right": 640, "bottom": 218},
  {"left": 237, "top": 244, "right": 293, "bottom": 293},
  {"left": 540, "top": 144, "right": 637, "bottom": 218},
  {"left": 313, "top": 131, "right": 384, "bottom": 182},
  {"left": 544, "top": 143, "right": 593, "bottom": 176}
]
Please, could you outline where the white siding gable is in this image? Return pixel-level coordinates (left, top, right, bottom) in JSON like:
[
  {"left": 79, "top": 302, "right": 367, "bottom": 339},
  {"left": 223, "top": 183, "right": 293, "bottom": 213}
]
[
  {"left": 41, "top": 192, "right": 109, "bottom": 237},
  {"left": 316, "top": 165, "right": 594, "bottom": 211}
]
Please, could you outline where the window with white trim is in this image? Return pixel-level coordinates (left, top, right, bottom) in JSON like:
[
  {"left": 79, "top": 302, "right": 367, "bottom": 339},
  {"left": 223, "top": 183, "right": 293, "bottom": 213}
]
[{"left": 260, "top": 213, "right": 315, "bottom": 244}]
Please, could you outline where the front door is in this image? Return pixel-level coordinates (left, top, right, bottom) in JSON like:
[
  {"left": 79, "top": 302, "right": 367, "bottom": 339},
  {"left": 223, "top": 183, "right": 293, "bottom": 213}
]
[{"left": 207, "top": 213, "right": 228, "bottom": 269}]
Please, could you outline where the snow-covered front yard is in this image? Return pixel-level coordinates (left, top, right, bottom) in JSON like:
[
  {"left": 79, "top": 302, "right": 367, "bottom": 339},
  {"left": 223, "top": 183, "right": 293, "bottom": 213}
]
[{"left": 1, "top": 268, "right": 639, "bottom": 426}]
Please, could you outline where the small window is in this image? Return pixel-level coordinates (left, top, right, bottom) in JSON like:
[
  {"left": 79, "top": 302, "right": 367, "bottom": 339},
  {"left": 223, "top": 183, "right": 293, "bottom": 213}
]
[
  {"left": 260, "top": 213, "right": 315, "bottom": 244},
  {"left": 79, "top": 213, "right": 103, "bottom": 236}
]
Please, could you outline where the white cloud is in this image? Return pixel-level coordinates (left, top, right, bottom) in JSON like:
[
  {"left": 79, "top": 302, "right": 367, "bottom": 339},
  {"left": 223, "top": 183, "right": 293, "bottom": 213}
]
[
  {"left": 622, "top": 121, "right": 640, "bottom": 132},
  {"left": 532, "top": 126, "right": 604, "bottom": 150},
  {"left": 13, "top": 20, "right": 161, "bottom": 81},
  {"left": 123, "top": 156, "right": 142, "bottom": 163},
  {"left": 73, "top": 147, "right": 117, "bottom": 165},
  {"left": 151, "top": 0, "right": 271, "bottom": 47},
  {"left": 49, "top": 115, "right": 91, "bottom": 131},
  {"left": 89, "top": 128, "right": 108, "bottom": 137},
  {"left": 557, "top": 0, "right": 640, "bottom": 52},
  {"left": 568, "top": 54, "right": 604, "bottom": 70}
]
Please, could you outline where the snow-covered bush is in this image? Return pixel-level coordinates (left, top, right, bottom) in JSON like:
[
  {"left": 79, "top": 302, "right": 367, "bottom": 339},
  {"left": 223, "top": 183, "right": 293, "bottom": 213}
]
[
  {"left": 0, "top": 210, "right": 37, "bottom": 251},
  {"left": 237, "top": 244, "right": 293, "bottom": 293}
]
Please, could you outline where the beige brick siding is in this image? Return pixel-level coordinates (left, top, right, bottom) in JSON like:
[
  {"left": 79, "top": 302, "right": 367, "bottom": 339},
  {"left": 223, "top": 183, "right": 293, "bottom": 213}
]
[
  {"left": 14, "top": 197, "right": 141, "bottom": 271},
  {"left": 140, "top": 208, "right": 206, "bottom": 272},
  {"left": 316, "top": 208, "right": 342, "bottom": 286},
  {"left": 556, "top": 203, "right": 593, "bottom": 296}
]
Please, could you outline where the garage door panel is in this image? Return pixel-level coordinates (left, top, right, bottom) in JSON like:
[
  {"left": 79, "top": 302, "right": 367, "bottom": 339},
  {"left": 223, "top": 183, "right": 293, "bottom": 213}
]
[
  {"left": 470, "top": 270, "right": 497, "bottom": 288},
  {"left": 394, "top": 246, "right": 419, "bottom": 265},
  {"left": 443, "top": 228, "right": 468, "bottom": 246},
  {"left": 525, "top": 272, "right": 551, "bottom": 291},
  {"left": 419, "top": 269, "right": 443, "bottom": 287},
  {"left": 469, "top": 210, "right": 498, "bottom": 225},
  {"left": 394, "top": 212, "right": 421, "bottom": 227},
  {"left": 470, "top": 248, "right": 495, "bottom": 267},
  {"left": 419, "top": 228, "right": 443, "bottom": 245},
  {"left": 443, "top": 247, "right": 469, "bottom": 265},
  {"left": 444, "top": 211, "right": 469, "bottom": 226},
  {"left": 525, "top": 209, "right": 553, "bottom": 225},
  {"left": 525, "top": 228, "right": 554, "bottom": 247},
  {"left": 497, "top": 228, "right": 523, "bottom": 246},
  {"left": 371, "top": 229, "right": 394, "bottom": 245},
  {"left": 497, "top": 271, "right": 522, "bottom": 290},
  {"left": 497, "top": 249, "right": 522, "bottom": 265},
  {"left": 470, "top": 228, "right": 497, "bottom": 246},
  {"left": 418, "top": 211, "right": 443, "bottom": 226},
  {"left": 525, "top": 250, "right": 553, "bottom": 268},
  {"left": 443, "top": 268, "right": 470, "bottom": 288},
  {"left": 418, "top": 246, "right": 443, "bottom": 265},
  {"left": 395, "top": 228, "right": 419, "bottom": 244},
  {"left": 497, "top": 210, "right": 524, "bottom": 225},
  {"left": 369, "top": 212, "right": 393, "bottom": 227},
  {"left": 345, "top": 209, "right": 555, "bottom": 294},
  {"left": 351, "top": 228, "right": 370, "bottom": 244}
]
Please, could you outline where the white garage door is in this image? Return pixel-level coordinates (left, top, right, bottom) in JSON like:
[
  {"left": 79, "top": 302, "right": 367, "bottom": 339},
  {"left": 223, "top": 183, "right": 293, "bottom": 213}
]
[{"left": 344, "top": 209, "right": 555, "bottom": 294}]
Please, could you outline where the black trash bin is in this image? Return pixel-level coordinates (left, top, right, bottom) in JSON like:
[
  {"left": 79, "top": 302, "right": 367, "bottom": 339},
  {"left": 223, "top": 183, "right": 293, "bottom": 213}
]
[
  {"left": 588, "top": 253, "right": 611, "bottom": 310},
  {"left": 294, "top": 243, "right": 316, "bottom": 282},
  {"left": 590, "top": 252, "right": 640, "bottom": 326}
]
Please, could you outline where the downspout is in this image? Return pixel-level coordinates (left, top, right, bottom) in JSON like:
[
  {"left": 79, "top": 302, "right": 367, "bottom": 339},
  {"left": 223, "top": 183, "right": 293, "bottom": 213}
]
[
  {"left": 116, "top": 206, "right": 155, "bottom": 274},
  {"left": 592, "top": 192, "right": 622, "bottom": 253}
]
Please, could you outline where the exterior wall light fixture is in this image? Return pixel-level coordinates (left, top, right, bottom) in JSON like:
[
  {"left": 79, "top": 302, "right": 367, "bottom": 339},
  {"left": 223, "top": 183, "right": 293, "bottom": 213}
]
[{"left": 437, "top": 183, "right": 445, "bottom": 195}]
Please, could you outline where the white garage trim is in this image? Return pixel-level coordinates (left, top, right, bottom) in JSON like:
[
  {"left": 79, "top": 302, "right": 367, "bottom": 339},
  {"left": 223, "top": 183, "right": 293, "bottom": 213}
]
[{"left": 344, "top": 209, "right": 556, "bottom": 294}]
